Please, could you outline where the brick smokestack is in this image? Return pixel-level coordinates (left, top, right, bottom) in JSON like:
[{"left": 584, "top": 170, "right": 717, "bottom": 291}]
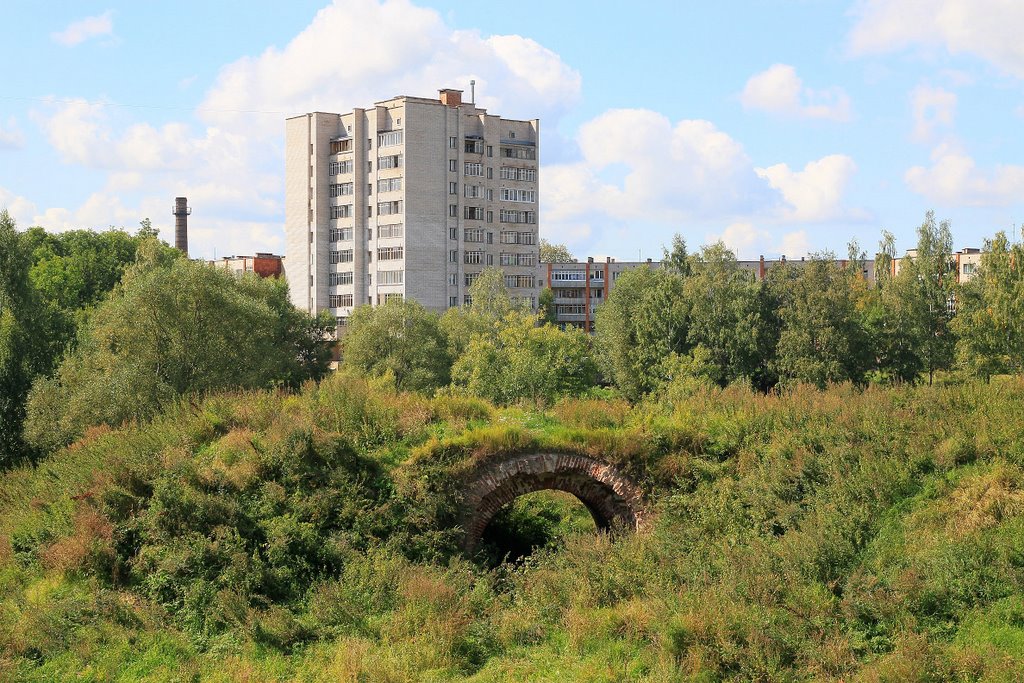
[{"left": 172, "top": 197, "right": 190, "bottom": 254}]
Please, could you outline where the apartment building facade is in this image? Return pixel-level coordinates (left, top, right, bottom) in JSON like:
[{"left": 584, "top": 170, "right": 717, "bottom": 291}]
[{"left": 285, "top": 88, "right": 540, "bottom": 326}]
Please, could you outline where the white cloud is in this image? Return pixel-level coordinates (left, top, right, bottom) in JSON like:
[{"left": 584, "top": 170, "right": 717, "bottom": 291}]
[
  {"left": 705, "top": 222, "right": 812, "bottom": 260},
  {"left": 756, "top": 155, "right": 860, "bottom": 221},
  {"left": 544, "top": 109, "right": 774, "bottom": 230},
  {"left": 0, "top": 118, "right": 25, "bottom": 150},
  {"left": 198, "top": 0, "right": 581, "bottom": 134},
  {"left": 0, "top": 187, "right": 38, "bottom": 227},
  {"left": 542, "top": 108, "right": 862, "bottom": 257},
  {"left": 740, "top": 64, "right": 852, "bottom": 121},
  {"left": 905, "top": 146, "right": 1024, "bottom": 206},
  {"left": 51, "top": 11, "right": 114, "bottom": 47},
  {"left": 910, "top": 85, "right": 957, "bottom": 143},
  {"left": 848, "top": 0, "right": 1024, "bottom": 78}
]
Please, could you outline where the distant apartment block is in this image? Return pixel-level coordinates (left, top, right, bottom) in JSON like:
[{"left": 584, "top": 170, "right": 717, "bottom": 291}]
[
  {"left": 285, "top": 87, "right": 540, "bottom": 327},
  {"left": 208, "top": 253, "right": 285, "bottom": 278}
]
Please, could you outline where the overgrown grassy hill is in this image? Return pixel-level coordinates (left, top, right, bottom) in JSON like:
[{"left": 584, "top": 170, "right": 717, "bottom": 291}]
[{"left": 2, "top": 376, "right": 1024, "bottom": 681}]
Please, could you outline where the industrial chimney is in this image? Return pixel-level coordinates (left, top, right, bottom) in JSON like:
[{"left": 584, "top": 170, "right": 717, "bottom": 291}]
[{"left": 172, "top": 197, "right": 191, "bottom": 254}]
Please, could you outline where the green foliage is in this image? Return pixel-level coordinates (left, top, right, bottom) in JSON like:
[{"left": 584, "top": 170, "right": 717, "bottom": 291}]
[
  {"left": 537, "top": 286, "right": 556, "bottom": 325},
  {"left": 770, "top": 253, "right": 871, "bottom": 387},
  {"left": 953, "top": 231, "right": 1024, "bottom": 379},
  {"left": 342, "top": 297, "right": 452, "bottom": 393},
  {"left": 594, "top": 266, "right": 689, "bottom": 400},
  {"left": 23, "top": 257, "right": 330, "bottom": 450},
  {"left": 539, "top": 239, "right": 576, "bottom": 263},
  {"left": 2, "top": 380, "right": 1024, "bottom": 679},
  {"left": 451, "top": 312, "right": 597, "bottom": 405}
]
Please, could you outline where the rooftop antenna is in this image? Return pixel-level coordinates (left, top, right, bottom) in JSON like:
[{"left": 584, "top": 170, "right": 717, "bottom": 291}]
[{"left": 470, "top": 80, "right": 476, "bottom": 104}]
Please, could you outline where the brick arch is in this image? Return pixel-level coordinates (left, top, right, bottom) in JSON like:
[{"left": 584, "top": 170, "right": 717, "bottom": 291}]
[{"left": 461, "top": 452, "right": 646, "bottom": 552}]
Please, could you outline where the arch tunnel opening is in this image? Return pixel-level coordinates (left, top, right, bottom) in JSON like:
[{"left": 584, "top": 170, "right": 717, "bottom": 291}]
[
  {"left": 476, "top": 489, "right": 603, "bottom": 567},
  {"left": 460, "top": 453, "right": 645, "bottom": 563}
]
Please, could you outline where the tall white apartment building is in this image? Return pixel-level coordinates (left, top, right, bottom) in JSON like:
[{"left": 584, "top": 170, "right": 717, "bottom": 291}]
[{"left": 285, "top": 88, "right": 540, "bottom": 325}]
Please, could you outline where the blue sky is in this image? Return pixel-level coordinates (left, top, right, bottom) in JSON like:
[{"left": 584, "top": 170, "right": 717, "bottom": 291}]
[{"left": 1, "top": 0, "right": 1022, "bottom": 261}]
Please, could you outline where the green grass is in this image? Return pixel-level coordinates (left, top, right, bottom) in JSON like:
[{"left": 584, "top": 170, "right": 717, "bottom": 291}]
[{"left": 2, "top": 377, "right": 1024, "bottom": 680}]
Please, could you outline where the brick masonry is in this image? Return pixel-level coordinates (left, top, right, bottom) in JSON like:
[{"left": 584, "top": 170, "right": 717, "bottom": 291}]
[{"left": 460, "top": 452, "right": 646, "bottom": 552}]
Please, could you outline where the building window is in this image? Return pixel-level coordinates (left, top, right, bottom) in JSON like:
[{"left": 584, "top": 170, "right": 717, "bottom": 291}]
[
  {"left": 378, "top": 177, "right": 402, "bottom": 193},
  {"left": 464, "top": 295, "right": 473, "bottom": 306},
  {"left": 464, "top": 184, "right": 482, "bottom": 198},
  {"left": 378, "top": 153, "right": 403, "bottom": 169},
  {"left": 449, "top": 181, "right": 458, "bottom": 195},
  {"left": 330, "top": 182, "right": 354, "bottom": 197},
  {"left": 382, "top": 292, "right": 404, "bottom": 303},
  {"left": 367, "top": 161, "right": 373, "bottom": 172},
  {"left": 552, "top": 271, "right": 585, "bottom": 282},
  {"left": 464, "top": 162, "right": 483, "bottom": 177},
  {"left": 378, "top": 130, "right": 403, "bottom": 147},
  {"left": 329, "top": 271, "right": 354, "bottom": 285},
  {"left": 465, "top": 272, "right": 480, "bottom": 287},
  {"left": 487, "top": 189, "right": 493, "bottom": 201},
  {"left": 464, "top": 139, "right": 483, "bottom": 154},
  {"left": 501, "top": 253, "right": 536, "bottom": 266},
  {"left": 499, "top": 210, "right": 536, "bottom": 224},
  {"left": 464, "top": 250, "right": 484, "bottom": 265},
  {"left": 557, "top": 304, "right": 586, "bottom": 316},
  {"left": 501, "top": 146, "right": 536, "bottom": 160},
  {"left": 448, "top": 273, "right": 457, "bottom": 286},
  {"left": 448, "top": 159, "right": 457, "bottom": 172},
  {"left": 330, "top": 139, "right": 352, "bottom": 154},
  {"left": 329, "top": 293, "right": 354, "bottom": 308},
  {"left": 486, "top": 167, "right": 493, "bottom": 179},
  {"left": 499, "top": 230, "right": 537, "bottom": 244},
  {"left": 449, "top": 296, "right": 458, "bottom": 307},
  {"left": 449, "top": 250, "right": 458, "bottom": 262},
  {"left": 486, "top": 210, "right": 493, "bottom": 224},
  {"left": 330, "top": 249, "right": 354, "bottom": 264},
  {"left": 331, "top": 205, "right": 354, "bottom": 219},
  {"left": 448, "top": 136, "right": 457, "bottom": 149},
  {"left": 336, "top": 316, "right": 348, "bottom": 328},
  {"left": 464, "top": 227, "right": 485, "bottom": 243},
  {"left": 508, "top": 131, "right": 516, "bottom": 139},
  {"left": 378, "top": 223, "right": 403, "bottom": 238},
  {"left": 448, "top": 204, "right": 458, "bottom": 217},
  {"left": 464, "top": 206, "right": 483, "bottom": 220},
  {"left": 329, "top": 227, "right": 353, "bottom": 242},
  {"left": 501, "top": 188, "right": 536, "bottom": 203},
  {"left": 449, "top": 226, "right": 457, "bottom": 239},
  {"left": 377, "top": 200, "right": 403, "bottom": 216},
  {"left": 500, "top": 166, "right": 537, "bottom": 182},
  {"left": 330, "top": 159, "right": 354, "bottom": 175},
  {"left": 504, "top": 274, "right": 535, "bottom": 288},
  {"left": 486, "top": 145, "right": 493, "bottom": 157},
  {"left": 377, "top": 246, "right": 404, "bottom": 261},
  {"left": 378, "top": 269, "right": 404, "bottom": 285}
]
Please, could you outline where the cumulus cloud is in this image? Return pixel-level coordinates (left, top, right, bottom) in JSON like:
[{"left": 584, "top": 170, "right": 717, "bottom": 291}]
[
  {"left": 906, "top": 145, "right": 1024, "bottom": 206},
  {"left": 542, "top": 108, "right": 863, "bottom": 257},
  {"left": 910, "top": 85, "right": 957, "bottom": 143},
  {"left": 51, "top": 11, "right": 114, "bottom": 47},
  {"left": 0, "top": 187, "right": 38, "bottom": 227},
  {"left": 740, "top": 64, "right": 852, "bottom": 121},
  {"left": 756, "top": 155, "right": 859, "bottom": 221},
  {"left": 848, "top": 0, "right": 1024, "bottom": 78},
  {"left": 198, "top": 0, "right": 581, "bottom": 134},
  {"left": 544, "top": 109, "right": 773, "bottom": 228},
  {"left": 705, "top": 222, "right": 812, "bottom": 260},
  {"left": 0, "top": 118, "right": 25, "bottom": 150}
]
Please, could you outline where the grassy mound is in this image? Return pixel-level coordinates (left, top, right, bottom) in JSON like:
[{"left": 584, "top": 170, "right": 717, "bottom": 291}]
[{"left": 2, "top": 376, "right": 1024, "bottom": 680}]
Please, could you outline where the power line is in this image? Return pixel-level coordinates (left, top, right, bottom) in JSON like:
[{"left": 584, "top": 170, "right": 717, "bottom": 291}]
[{"left": 0, "top": 94, "right": 294, "bottom": 116}]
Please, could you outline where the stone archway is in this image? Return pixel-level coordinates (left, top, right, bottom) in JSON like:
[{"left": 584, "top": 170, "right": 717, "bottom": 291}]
[{"left": 460, "top": 452, "right": 646, "bottom": 552}]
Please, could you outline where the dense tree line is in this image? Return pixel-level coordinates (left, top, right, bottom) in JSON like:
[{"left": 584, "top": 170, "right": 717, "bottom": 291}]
[
  {"left": 345, "top": 211, "right": 1024, "bottom": 406},
  {"left": 0, "top": 211, "right": 332, "bottom": 466}
]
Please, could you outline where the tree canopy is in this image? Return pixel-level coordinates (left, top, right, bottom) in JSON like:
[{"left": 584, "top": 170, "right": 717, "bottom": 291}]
[{"left": 24, "top": 254, "right": 331, "bottom": 450}]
